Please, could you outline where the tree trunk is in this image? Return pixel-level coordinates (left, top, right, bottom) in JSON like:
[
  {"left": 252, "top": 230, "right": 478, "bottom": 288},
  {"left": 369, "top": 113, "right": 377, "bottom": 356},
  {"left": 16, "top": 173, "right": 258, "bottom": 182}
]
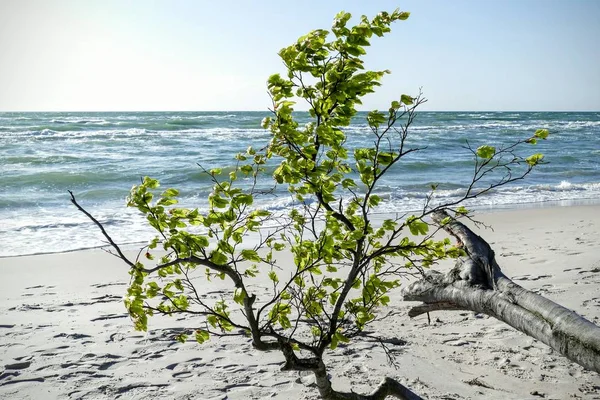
[
  {"left": 402, "top": 210, "right": 600, "bottom": 373},
  {"left": 278, "top": 341, "right": 424, "bottom": 400}
]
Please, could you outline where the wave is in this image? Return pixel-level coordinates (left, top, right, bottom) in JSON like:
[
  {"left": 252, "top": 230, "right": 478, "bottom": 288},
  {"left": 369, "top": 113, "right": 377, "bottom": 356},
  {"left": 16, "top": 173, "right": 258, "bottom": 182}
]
[
  {"left": 1, "top": 170, "right": 139, "bottom": 187},
  {"left": 2, "top": 119, "right": 598, "bottom": 142},
  {"left": 50, "top": 118, "right": 111, "bottom": 125},
  {"left": 2, "top": 179, "right": 599, "bottom": 257},
  {"left": 378, "top": 180, "right": 600, "bottom": 212},
  {"left": 0, "top": 127, "right": 271, "bottom": 141},
  {"left": 3, "top": 155, "right": 82, "bottom": 165},
  {"left": 164, "top": 118, "right": 209, "bottom": 127},
  {"left": 167, "top": 114, "right": 238, "bottom": 120}
]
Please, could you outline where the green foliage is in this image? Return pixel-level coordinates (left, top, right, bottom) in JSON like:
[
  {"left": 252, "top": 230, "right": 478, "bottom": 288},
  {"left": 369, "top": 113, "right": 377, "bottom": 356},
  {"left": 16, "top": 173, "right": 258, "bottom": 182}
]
[
  {"left": 476, "top": 145, "right": 496, "bottom": 159},
  {"left": 526, "top": 153, "right": 545, "bottom": 166},
  {"left": 534, "top": 129, "right": 549, "bottom": 140},
  {"left": 107, "top": 9, "right": 547, "bottom": 387},
  {"left": 455, "top": 206, "right": 469, "bottom": 215},
  {"left": 195, "top": 329, "right": 210, "bottom": 344},
  {"left": 406, "top": 216, "right": 429, "bottom": 236}
]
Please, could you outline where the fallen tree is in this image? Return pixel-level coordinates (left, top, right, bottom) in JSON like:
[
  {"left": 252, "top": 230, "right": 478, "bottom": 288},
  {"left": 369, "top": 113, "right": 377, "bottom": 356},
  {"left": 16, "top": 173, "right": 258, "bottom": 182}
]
[{"left": 403, "top": 210, "right": 600, "bottom": 373}]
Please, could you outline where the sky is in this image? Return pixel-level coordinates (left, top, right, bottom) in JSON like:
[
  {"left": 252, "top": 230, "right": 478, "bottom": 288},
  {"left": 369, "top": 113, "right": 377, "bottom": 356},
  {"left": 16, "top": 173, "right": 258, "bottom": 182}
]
[{"left": 0, "top": 0, "right": 599, "bottom": 111}]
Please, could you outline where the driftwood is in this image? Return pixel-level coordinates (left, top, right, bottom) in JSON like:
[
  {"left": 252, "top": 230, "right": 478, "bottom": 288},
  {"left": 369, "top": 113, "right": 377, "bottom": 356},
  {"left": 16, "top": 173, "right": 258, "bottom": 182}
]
[{"left": 402, "top": 210, "right": 600, "bottom": 373}]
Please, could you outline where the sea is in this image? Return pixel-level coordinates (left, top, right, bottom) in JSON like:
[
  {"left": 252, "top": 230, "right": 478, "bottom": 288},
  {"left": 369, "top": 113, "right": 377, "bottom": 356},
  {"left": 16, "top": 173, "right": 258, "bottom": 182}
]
[{"left": 1, "top": 111, "right": 599, "bottom": 257}]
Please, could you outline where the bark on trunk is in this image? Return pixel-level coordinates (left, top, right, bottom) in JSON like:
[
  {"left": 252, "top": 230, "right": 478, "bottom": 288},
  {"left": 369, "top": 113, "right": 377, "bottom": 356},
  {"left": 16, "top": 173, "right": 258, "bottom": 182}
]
[
  {"left": 402, "top": 210, "right": 600, "bottom": 373},
  {"left": 278, "top": 341, "right": 423, "bottom": 400}
]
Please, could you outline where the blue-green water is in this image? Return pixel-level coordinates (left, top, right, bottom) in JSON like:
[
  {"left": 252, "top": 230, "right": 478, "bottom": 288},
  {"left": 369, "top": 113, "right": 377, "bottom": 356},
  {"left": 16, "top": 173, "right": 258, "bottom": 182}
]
[{"left": 1, "top": 111, "right": 599, "bottom": 257}]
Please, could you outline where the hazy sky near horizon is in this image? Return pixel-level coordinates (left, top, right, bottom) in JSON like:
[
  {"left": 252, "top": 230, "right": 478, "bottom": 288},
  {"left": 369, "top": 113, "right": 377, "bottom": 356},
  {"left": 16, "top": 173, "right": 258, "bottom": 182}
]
[{"left": 1, "top": 0, "right": 599, "bottom": 111}]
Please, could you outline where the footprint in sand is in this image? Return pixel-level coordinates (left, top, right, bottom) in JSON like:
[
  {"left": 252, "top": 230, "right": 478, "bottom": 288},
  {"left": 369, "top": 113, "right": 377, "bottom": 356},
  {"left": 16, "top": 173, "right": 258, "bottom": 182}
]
[
  {"left": 90, "top": 282, "right": 126, "bottom": 289},
  {"left": 36, "top": 345, "right": 70, "bottom": 357},
  {"left": 8, "top": 304, "right": 43, "bottom": 311},
  {"left": 59, "top": 371, "right": 111, "bottom": 380},
  {"left": 172, "top": 371, "right": 194, "bottom": 379},
  {"left": 499, "top": 252, "right": 524, "bottom": 257},
  {"left": 582, "top": 298, "right": 599, "bottom": 307},
  {"left": 53, "top": 333, "right": 92, "bottom": 340},
  {"left": 0, "top": 371, "right": 20, "bottom": 380},
  {"left": 4, "top": 361, "right": 31, "bottom": 370},
  {"left": 90, "top": 313, "right": 128, "bottom": 322},
  {"left": 513, "top": 274, "right": 552, "bottom": 281},
  {"left": 24, "top": 285, "right": 55, "bottom": 290},
  {"left": 0, "top": 376, "right": 45, "bottom": 386},
  {"left": 97, "top": 360, "right": 121, "bottom": 370},
  {"left": 58, "top": 295, "right": 123, "bottom": 308}
]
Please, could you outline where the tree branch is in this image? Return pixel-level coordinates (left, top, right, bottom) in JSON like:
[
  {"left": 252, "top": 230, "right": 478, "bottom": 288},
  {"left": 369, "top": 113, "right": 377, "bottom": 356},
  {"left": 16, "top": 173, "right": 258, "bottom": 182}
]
[{"left": 69, "top": 191, "right": 136, "bottom": 269}]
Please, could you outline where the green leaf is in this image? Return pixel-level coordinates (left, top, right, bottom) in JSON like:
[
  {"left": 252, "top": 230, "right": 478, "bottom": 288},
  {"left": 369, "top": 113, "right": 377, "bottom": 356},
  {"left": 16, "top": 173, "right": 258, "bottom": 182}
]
[
  {"left": 526, "top": 153, "right": 544, "bottom": 166},
  {"left": 400, "top": 94, "right": 413, "bottom": 105},
  {"left": 407, "top": 217, "right": 429, "bottom": 235},
  {"left": 241, "top": 249, "right": 261, "bottom": 262},
  {"left": 367, "top": 194, "right": 381, "bottom": 207},
  {"left": 268, "top": 270, "right": 279, "bottom": 283},
  {"left": 209, "top": 194, "right": 229, "bottom": 209},
  {"left": 476, "top": 145, "right": 495, "bottom": 159},
  {"left": 377, "top": 152, "right": 395, "bottom": 165},
  {"left": 240, "top": 165, "right": 253, "bottom": 175},
  {"left": 192, "top": 235, "right": 209, "bottom": 248},
  {"left": 210, "top": 251, "right": 228, "bottom": 265},
  {"left": 534, "top": 129, "right": 549, "bottom": 140},
  {"left": 195, "top": 329, "right": 210, "bottom": 344},
  {"left": 380, "top": 295, "right": 390, "bottom": 306},
  {"left": 162, "top": 188, "right": 179, "bottom": 197},
  {"left": 157, "top": 198, "right": 178, "bottom": 206},
  {"left": 330, "top": 331, "right": 349, "bottom": 349},
  {"left": 143, "top": 177, "right": 160, "bottom": 189},
  {"left": 207, "top": 315, "right": 218, "bottom": 328},
  {"left": 235, "top": 194, "right": 254, "bottom": 206},
  {"left": 455, "top": 206, "right": 469, "bottom": 215},
  {"left": 261, "top": 117, "right": 271, "bottom": 129},
  {"left": 367, "top": 110, "right": 386, "bottom": 127},
  {"left": 336, "top": 331, "right": 349, "bottom": 343},
  {"left": 175, "top": 333, "right": 188, "bottom": 343},
  {"left": 233, "top": 287, "right": 246, "bottom": 305},
  {"left": 330, "top": 334, "right": 339, "bottom": 350},
  {"left": 272, "top": 242, "right": 285, "bottom": 251},
  {"left": 440, "top": 216, "right": 452, "bottom": 226}
]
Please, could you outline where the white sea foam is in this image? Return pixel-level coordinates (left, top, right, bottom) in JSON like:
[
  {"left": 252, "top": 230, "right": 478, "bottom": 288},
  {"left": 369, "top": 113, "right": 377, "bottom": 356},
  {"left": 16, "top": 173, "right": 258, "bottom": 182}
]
[{"left": 1, "top": 111, "right": 599, "bottom": 257}]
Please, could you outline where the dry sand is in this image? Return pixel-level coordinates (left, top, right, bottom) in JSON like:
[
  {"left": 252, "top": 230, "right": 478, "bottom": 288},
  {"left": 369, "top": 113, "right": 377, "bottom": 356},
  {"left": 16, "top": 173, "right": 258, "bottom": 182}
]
[{"left": 1, "top": 205, "right": 599, "bottom": 399}]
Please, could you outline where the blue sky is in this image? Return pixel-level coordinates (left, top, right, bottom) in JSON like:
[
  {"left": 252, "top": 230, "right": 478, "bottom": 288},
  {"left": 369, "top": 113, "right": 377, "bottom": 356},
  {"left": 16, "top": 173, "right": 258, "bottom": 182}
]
[{"left": 1, "top": 0, "right": 598, "bottom": 111}]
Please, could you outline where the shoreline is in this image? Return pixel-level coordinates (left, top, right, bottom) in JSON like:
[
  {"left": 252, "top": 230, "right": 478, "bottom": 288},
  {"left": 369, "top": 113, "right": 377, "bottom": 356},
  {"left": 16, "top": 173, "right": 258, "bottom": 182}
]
[
  {"left": 1, "top": 204, "right": 599, "bottom": 399},
  {"left": 4, "top": 200, "right": 600, "bottom": 259}
]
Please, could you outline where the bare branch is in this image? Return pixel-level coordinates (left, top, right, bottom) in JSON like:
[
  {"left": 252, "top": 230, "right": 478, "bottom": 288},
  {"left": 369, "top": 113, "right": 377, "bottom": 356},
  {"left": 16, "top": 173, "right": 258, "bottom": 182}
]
[{"left": 69, "top": 191, "right": 136, "bottom": 269}]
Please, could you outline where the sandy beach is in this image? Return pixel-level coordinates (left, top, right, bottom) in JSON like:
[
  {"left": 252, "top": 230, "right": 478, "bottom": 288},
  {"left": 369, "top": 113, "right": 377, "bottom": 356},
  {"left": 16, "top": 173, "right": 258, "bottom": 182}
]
[{"left": 1, "top": 204, "right": 599, "bottom": 399}]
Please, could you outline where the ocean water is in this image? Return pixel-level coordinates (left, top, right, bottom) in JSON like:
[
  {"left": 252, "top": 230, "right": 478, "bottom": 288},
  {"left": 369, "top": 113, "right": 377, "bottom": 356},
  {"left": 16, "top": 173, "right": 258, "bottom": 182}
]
[{"left": 1, "top": 111, "right": 599, "bottom": 257}]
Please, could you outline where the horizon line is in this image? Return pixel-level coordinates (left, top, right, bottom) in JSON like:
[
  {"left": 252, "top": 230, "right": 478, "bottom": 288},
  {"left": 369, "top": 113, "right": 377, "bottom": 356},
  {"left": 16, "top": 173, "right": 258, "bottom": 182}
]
[{"left": 0, "top": 110, "right": 598, "bottom": 113}]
